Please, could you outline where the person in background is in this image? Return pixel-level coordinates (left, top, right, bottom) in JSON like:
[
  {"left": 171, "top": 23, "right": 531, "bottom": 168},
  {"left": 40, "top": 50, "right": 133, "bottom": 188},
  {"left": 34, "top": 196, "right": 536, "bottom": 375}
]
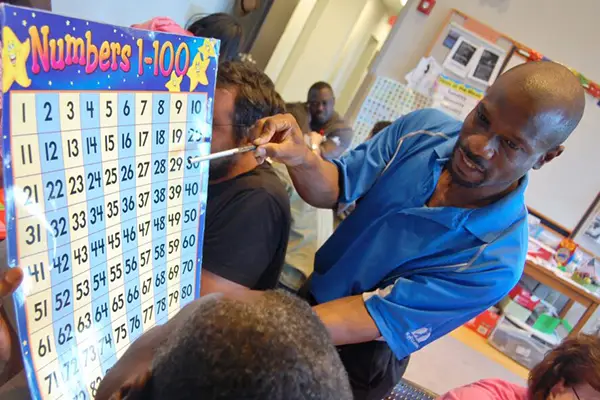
[
  {"left": 252, "top": 61, "right": 585, "bottom": 399},
  {"left": 368, "top": 120, "right": 392, "bottom": 140},
  {"left": 438, "top": 334, "right": 600, "bottom": 400},
  {"left": 132, "top": 13, "right": 243, "bottom": 62},
  {"left": 272, "top": 103, "right": 324, "bottom": 292},
  {"left": 307, "top": 82, "right": 354, "bottom": 159}
]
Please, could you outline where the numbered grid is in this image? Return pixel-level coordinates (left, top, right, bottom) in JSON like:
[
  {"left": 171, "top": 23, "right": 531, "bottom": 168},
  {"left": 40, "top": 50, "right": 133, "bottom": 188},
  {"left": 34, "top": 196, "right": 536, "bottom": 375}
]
[{"left": 9, "top": 91, "right": 211, "bottom": 399}]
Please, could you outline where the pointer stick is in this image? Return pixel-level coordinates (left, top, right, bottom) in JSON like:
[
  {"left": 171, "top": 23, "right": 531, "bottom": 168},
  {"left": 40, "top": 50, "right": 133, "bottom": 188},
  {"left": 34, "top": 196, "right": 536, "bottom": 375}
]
[{"left": 187, "top": 145, "right": 257, "bottom": 163}]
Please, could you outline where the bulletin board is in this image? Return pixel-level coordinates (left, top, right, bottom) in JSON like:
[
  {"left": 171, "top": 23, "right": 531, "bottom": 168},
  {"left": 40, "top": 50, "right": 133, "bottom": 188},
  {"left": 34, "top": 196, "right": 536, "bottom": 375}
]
[
  {"left": 1, "top": 4, "right": 216, "bottom": 399},
  {"left": 426, "top": 12, "right": 514, "bottom": 91}
]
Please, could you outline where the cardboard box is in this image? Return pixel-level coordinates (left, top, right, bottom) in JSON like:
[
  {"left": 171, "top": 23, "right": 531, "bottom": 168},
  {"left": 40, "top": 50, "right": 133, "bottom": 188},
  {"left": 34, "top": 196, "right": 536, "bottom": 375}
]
[{"left": 465, "top": 308, "right": 501, "bottom": 338}]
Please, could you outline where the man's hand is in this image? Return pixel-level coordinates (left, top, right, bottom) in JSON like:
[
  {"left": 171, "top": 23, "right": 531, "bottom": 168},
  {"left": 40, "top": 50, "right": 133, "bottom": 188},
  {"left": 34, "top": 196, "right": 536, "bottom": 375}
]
[
  {"left": 253, "top": 114, "right": 311, "bottom": 167},
  {"left": 308, "top": 132, "right": 323, "bottom": 156},
  {"left": 253, "top": 114, "right": 341, "bottom": 209}
]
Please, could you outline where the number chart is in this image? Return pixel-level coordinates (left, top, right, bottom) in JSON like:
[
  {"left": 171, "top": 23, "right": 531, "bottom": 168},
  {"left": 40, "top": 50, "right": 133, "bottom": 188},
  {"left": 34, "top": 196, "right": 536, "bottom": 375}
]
[{"left": 1, "top": 5, "right": 217, "bottom": 399}]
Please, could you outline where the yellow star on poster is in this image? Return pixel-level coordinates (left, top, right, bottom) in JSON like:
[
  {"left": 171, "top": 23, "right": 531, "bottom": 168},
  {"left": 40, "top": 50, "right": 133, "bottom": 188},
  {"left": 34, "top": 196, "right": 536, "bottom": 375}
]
[
  {"left": 3, "top": 27, "right": 32, "bottom": 92},
  {"left": 187, "top": 52, "right": 210, "bottom": 92},
  {"left": 198, "top": 39, "right": 217, "bottom": 60},
  {"left": 165, "top": 71, "right": 183, "bottom": 92}
]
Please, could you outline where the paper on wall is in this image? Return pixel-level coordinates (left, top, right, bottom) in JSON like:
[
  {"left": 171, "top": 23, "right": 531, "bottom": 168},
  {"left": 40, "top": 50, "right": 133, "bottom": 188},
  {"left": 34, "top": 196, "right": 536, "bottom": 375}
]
[
  {"left": 405, "top": 57, "right": 443, "bottom": 97},
  {"left": 442, "top": 37, "right": 479, "bottom": 78},
  {"left": 468, "top": 47, "right": 506, "bottom": 86},
  {"left": 432, "top": 75, "right": 484, "bottom": 121}
]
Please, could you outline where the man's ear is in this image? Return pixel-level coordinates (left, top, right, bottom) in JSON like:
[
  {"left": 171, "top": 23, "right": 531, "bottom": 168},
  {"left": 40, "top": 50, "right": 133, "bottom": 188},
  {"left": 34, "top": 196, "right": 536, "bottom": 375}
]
[
  {"left": 533, "top": 145, "right": 564, "bottom": 170},
  {"left": 108, "top": 368, "right": 153, "bottom": 400}
]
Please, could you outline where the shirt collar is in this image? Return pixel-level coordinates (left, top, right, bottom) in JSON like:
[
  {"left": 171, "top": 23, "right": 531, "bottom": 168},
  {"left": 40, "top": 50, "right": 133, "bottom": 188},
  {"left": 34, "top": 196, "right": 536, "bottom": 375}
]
[{"left": 432, "top": 136, "right": 528, "bottom": 243}]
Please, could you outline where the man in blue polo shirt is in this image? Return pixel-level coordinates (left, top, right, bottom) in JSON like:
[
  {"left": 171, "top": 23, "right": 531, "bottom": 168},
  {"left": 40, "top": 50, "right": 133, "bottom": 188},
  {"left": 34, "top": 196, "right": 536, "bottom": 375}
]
[{"left": 253, "top": 61, "right": 585, "bottom": 399}]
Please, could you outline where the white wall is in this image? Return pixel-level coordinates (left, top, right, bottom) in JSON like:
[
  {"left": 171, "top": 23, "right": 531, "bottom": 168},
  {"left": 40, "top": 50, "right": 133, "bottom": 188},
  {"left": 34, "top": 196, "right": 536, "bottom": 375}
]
[
  {"left": 330, "top": 0, "right": 389, "bottom": 95},
  {"left": 274, "top": 0, "right": 376, "bottom": 102},
  {"left": 371, "top": 0, "right": 600, "bottom": 230},
  {"left": 264, "top": 0, "right": 318, "bottom": 83},
  {"left": 52, "top": 0, "right": 234, "bottom": 28}
]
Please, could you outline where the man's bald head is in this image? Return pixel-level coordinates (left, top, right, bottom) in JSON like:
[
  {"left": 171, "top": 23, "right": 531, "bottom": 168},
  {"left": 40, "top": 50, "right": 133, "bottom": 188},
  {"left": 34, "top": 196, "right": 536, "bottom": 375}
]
[
  {"left": 451, "top": 61, "right": 585, "bottom": 190},
  {"left": 488, "top": 61, "right": 585, "bottom": 148}
]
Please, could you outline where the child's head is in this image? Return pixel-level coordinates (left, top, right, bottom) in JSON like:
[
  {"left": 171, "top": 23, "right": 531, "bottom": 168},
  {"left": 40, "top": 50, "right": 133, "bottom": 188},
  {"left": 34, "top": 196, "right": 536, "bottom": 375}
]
[
  {"left": 114, "top": 291, "right": 352, "bottom": 400},
  {"left": 528, "top": 334, "right": 600, "bottom": 400},
  {"left": 187, "top": 13, "right": 243, "bottom": 62}
]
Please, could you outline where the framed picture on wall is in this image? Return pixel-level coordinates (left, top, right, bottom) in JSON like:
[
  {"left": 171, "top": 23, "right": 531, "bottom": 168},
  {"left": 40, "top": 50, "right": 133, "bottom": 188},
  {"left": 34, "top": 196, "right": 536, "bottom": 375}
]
[
  {"left": 468, "top": 47, "right": 506, "bottom": 86},
  {"left": 443, "top": 37, "right": 479, "bottom": 77}
]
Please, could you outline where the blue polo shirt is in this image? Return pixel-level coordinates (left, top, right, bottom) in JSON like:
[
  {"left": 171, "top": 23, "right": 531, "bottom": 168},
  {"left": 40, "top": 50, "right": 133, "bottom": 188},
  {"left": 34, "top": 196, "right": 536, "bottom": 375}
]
[{"left": 312, "top": 109, "right": 528, "bottom": 360}]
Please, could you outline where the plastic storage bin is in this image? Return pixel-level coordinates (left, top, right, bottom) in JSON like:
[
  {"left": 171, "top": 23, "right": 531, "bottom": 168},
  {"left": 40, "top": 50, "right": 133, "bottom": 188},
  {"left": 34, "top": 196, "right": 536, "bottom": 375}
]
[{"left": 488, "top": 315, "right": 554, "bottom": 369}]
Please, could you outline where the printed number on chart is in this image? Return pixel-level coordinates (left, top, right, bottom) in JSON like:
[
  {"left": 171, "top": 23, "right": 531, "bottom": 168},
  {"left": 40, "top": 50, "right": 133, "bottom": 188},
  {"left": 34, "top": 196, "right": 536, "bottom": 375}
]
[
  {"left": 140, "top": 249, "right": 152, "bottom": 270},
  {"left": 183, "top": 208, "right": 198, "bottom": 224},
  {"left": 90, "top": 237, "right": 106, "bottom": 258},
  {"left": 90, "top": 203, "right": 104, "bottom": 225},
  {"left": 87, "top": 170, "right": 103, "bottom": 192},
  {"left": 123, "top": 225, "right": 136, "bottom": 245},
  {"left": 153, "top": 188, "right": 166, "bottom": 205},
  {"left": 127, "top": 285, "right": 140, "bottom": 304},
  {"left": 137, "top": 160, "right": 150, "bottom": 179},
  {"left": 167, "top": 212, "right": 181, "bottom": 229},
  {"left": 182, "top": 259, "right": 194, "bottom": 276},
  {"left": 168, "top": 184, "right": 182, "bottom": 201},
  {"left": 73, "top": 243, "right": 89, "bottom": 266},
  {"left": 108, "top": 231, "right": 121, "bottom": 251},
  {"left": 45, "top": 178, "right": 65, "bottom": 202},
  {"left": 168, "top": 283, "right": 193, "bottom": 307},
  {"left": 92, "top": 270, "right": 108, "bottom": 293},
  {"left": 153, "top": 159, "right": 167, "bottom": 176},
  {"left": 138, "top": 219, "right": 151, "bottom": 240},
  {"left": 123, "top": 255, "right": 139, "bottom": 275},
  {"left": 141, "top": 275, "right": 153, "bottom": 296},
  {"left": 185, "top": 182, "right": 199, "bottom": 196},
  {"left": 94, "top": 302, "right": 109, "bottom": 325},
  {"left": 169, "top": 156, "right": 184, "bottom": 173},
  {"left": 182, "top": 233, "right": 196, "bottom": 249}
]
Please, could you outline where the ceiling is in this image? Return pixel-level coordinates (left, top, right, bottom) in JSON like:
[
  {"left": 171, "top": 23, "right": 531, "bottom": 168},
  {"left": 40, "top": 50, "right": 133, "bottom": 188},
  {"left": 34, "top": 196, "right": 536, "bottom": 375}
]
[{"left": 380, "top": 0, "right": 406, "bottom": 14}]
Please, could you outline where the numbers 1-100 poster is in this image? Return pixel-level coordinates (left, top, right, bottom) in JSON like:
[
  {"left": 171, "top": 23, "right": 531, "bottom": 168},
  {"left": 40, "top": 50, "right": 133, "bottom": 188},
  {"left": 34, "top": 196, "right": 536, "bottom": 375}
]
[{"left": 1, "top": 5, "right": 218, "bottom": 399}]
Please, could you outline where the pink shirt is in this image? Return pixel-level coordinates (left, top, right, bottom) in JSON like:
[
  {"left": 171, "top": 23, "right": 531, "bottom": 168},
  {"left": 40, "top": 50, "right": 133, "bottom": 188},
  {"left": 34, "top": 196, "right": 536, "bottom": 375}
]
[
  {"left": 131, "top": 17, "right": 192, "bottom": 36},
  {"left": 438, "top": 379, "right": 529, "bottom": 400}
]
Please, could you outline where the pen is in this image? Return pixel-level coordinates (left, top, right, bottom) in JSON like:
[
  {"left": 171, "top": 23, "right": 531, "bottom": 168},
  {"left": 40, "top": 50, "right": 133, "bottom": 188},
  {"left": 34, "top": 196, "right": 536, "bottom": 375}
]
[{"left": 187, "top": 145, "right": 257, "bottom": 163}]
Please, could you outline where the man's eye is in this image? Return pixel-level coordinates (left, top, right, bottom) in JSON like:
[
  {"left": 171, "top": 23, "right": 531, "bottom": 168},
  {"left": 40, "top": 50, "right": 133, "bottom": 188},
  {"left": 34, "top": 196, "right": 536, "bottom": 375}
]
[
  {"left": 476, "top": 109, "right": 490, "bottom": 126},
  {"left": 503, "top": 138, "right": 519, "bottom": 151}
]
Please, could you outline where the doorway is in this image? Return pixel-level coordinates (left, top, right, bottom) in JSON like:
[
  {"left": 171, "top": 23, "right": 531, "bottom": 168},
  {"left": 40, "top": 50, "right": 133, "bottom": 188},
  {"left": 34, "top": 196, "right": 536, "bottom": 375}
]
[{"left": 336, "top": 36, "right": 379, "bottom": 115}]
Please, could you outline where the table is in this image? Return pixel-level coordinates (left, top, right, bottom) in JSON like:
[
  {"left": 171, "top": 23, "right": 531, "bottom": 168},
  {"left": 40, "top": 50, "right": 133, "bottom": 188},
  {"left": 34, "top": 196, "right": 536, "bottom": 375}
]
[{"left": 523, "top": 261, "right": 600, "bottom": 337}]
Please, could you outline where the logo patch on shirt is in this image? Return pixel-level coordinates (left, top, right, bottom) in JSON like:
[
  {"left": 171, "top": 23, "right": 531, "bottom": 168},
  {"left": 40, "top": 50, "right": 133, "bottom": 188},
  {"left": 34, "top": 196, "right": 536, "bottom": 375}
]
[{"left": 406, "top": 326, "right": 432, "bottom": 348}]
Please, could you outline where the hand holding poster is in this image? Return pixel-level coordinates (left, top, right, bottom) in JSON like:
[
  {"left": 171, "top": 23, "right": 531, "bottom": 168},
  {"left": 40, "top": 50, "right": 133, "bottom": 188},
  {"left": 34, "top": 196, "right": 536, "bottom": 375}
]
[{"left": 0, "top": 5, "right": 216, "bottom": 398}]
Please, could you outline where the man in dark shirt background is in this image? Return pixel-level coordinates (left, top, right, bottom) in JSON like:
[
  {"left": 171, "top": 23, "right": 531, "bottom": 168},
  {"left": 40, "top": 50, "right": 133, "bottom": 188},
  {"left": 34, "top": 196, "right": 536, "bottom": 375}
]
[
  {"left": 307, "top": 82, "right": 354, "bottom": 159},
  {"left": 201, "top": 61, "right": 291, "bottom": 294}
]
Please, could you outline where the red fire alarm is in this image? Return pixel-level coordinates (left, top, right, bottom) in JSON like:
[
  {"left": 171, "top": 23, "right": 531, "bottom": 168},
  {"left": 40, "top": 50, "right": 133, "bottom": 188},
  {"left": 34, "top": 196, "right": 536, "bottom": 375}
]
[{"left": 417, "top": 0, "right": 436, "bottom": 15}]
